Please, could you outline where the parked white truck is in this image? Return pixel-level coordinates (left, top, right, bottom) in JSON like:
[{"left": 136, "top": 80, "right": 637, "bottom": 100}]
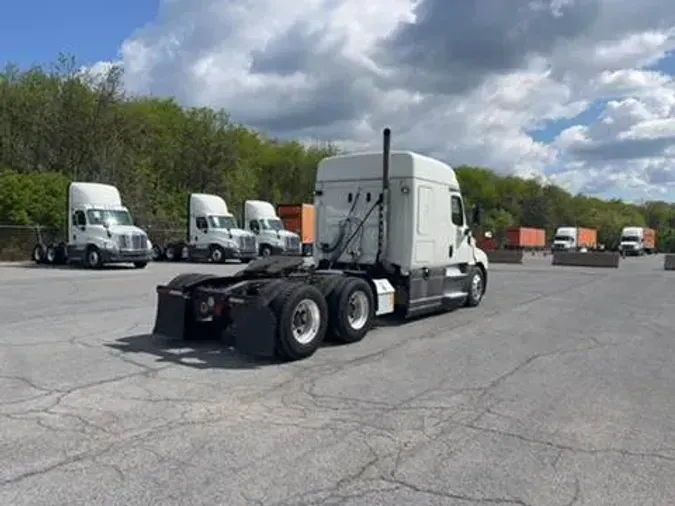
[
  {"left": 618, "top": 226, "right": 656, "bottom": 256},
  {"left": 31, "top": 182, "right": 152, "bottom": 268},
  {"left": 551, "top": 226, "right": 597, "bottom": 252},
  {"left": 159, "top": 193, "right": 258, "bottom": 263},
  {"left": 151, "top": 128, "right": 489, "bottom": 361},
  {"left": 243, "top": 200, "right": 302, "bottom": 256}
]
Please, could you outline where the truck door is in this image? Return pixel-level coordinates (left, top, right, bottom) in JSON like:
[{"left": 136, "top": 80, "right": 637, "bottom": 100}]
[
  {"left": 193, "top": 216, "right": 209, "bottom": 251},
  {"left": 450, "top": 192, "right": 473, "bottom": 266},
  {"left": 70, "top": 210, "right": 88, "bottom": 256}
]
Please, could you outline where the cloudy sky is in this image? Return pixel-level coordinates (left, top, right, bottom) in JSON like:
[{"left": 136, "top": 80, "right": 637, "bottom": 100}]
[{"left": 4, "top": 0, "right": 675, "bottom": 202}]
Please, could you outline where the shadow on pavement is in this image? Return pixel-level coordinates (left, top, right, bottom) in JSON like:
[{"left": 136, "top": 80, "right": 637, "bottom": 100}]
[{"left": 107, "top": 333, "right": 282, "bottom": 370}]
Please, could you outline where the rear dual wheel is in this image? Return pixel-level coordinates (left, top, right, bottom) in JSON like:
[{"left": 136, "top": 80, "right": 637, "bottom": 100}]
[
  {"left": 269, "top": 277, "right": 376, "bottom": 361},
  {"left": 326, "top": 277, "right": 375, "bottom": 344},
  {"left": 272, "top": 284, "right": 328, "bottom": 361}
]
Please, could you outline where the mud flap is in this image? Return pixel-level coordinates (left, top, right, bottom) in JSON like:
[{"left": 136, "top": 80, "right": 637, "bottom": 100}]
[
  {"left": 152, "top": 288, "right": 190, "bottom": 340},
  {"left": 229, "top": 302, "right": 278, "bottom": 357}
]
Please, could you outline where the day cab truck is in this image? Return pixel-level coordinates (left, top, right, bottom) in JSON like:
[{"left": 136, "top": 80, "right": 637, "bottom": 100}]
[
  {"left": 31, "top": 182, "right": 152, "bottom": 268},
  {"left": 277, "top": 203, "right": 315, "bottom": 256},
  {"left": 159, "top": 193, "right": 258, "bottom": 263},
  {"left": 551, "top": 226, "right": 597, "bottom": 252},
  {"left": 243, "top": 200, "right": 303, "bottom": 257},
  {"left": 151, "top": 128, "right": 489, "bottom": 361},
  {"left": 618, "top": 226, "right": 656, "bottom": 256}
]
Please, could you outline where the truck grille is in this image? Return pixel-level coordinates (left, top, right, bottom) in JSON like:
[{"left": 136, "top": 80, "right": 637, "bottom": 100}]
[
  {"left": 285, "top": 236, "right": 300, "bottom": 252},
  {"left": 118, "top": 234, "right": 147, "bottom": 250},
  {"left": 239, "top": 235, "right": 256, "bottom": 252}
]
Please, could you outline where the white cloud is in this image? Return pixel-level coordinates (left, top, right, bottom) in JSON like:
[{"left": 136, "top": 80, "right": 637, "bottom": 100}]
[{"left": 95, "top": 0, "right": 675, "bottom": 201}]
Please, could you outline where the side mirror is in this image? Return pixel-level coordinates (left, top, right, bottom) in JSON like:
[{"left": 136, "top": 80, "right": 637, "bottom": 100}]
[{"left": 471, "top": 204, "right": 482, "bottom": 227}]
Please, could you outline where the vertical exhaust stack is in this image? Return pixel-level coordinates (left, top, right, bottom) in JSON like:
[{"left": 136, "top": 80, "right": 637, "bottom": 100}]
[{"left": 377, "top": 128, "right": 391, "bottom": 264}]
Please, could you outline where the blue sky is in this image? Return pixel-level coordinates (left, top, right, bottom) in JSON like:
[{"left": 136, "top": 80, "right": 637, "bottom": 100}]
[{"left": 0, "top": 0, "right": 158, "bottom": 69}]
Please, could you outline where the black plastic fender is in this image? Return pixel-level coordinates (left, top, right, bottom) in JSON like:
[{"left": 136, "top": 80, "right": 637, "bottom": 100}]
[{"left": 152, "top": 273, "right": 220, "bottom": 341}]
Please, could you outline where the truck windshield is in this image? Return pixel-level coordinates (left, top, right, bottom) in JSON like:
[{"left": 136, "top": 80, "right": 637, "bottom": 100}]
[
  {"left": 209, "top": 215, "right": 238, "bottom": 229},
  {"left": 554, "top": 235, "right": 573, "bottom": 242},
  {"left": 620, "top": 236, "right": 638, "bottom": 242},
  {"left": 261, "top": 218, "right": 284, "bottom": 231},
  {"left": 87, "top": 209, "right": 133, "bottom": 226}
]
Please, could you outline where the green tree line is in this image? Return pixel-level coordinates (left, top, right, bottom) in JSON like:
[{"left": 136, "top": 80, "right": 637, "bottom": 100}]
[{"left": 1, "top": 55, "right": 674, "bottom": 254}]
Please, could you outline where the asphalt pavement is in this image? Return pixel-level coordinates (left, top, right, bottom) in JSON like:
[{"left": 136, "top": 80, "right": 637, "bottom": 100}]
[{"left": 0, "top": 254, "right": 673, "bottom": 506}]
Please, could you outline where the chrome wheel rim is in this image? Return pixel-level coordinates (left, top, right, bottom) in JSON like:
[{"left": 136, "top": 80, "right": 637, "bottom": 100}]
[
  {"left": 347, "top": 291, "right": 369, "bottom": 330},
  {"left": 291, "top": 299, "right": 321, "bottom": 345},
  {"left": 88, "top": 250, "right": 98, "bottom": 266},
  {"left": 471, "top": 272, "right": 483, "bottom": 301},
  {"left": 212, "top": 249, "right": 222, "bottom": 262},
  {"left": 47, "top": 248, "right": 55, "bottom": 262}
]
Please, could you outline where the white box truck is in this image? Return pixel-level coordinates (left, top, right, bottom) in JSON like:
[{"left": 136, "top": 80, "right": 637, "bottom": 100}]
[
  {"left": 31, "top": 182, "right": 152, "bottom": 268},
  {"left": 159, "top": 193, "right": 258, "bottom": 263},
  {"left": 151, "top": 128, "right": 489, "bottom": 361},
  {"left": 243, "top": 200, "right": 302, "bottom": 256}
]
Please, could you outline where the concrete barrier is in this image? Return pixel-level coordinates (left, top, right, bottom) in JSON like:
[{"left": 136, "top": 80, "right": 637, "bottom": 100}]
[
  {"left": 552, "top": 251, "right": 620, "bottom": 268},
  {"left": 486, "top": 249, "right": 523, "bottom": 264},
  {"left": 665, "top": 254, "right": 675, "bottom": 270}
]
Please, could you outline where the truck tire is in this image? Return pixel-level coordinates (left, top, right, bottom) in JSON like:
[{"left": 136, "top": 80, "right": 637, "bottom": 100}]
[
  {"left": 464, "top": 266, "right": 485, "bottom": 307},
  {"left": 45, "top": 244, "right": 57, "bottom": 264},
  {"left": 165, "top": 244, "right": 177, "bottom": 261},
  {"left": 32, "top": 244, "right": 45, "bottom": 264},
  {"left": 326, "top": 277, "right": 375, "bottom": 344},
  {"left": 84, "top": 246, "right": 102, "bottom": 269},
  {"left": 272, "top": 283, "right": 327, "bottom": 361},
  {"left": 209, "top": 245, "right": 225, "bottom": 263},
  {"left": 151, "top": 245, "right": 163, "bottom": 261},
  {"left": 260, "top": 245, "right": 272, "bottom": 257}
]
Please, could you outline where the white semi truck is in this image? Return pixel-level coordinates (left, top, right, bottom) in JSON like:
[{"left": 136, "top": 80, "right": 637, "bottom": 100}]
[
  {"left": 551, "top": 226, "right": 597, "bottom": 252},
  {"left": 31, "top": 182, "right": 152, "bottom": 268},
  {"left": 243, "top": 200, "right": 302, "bottom": 256},
  {"left": 618, "top": 226, "right": 656, "bottom": 256},
  {"left": 159, "top": 193, "right": 258, "bottom": 263},
  {"left": 151, "top": 128, "right": 489, "bottom": 361}
]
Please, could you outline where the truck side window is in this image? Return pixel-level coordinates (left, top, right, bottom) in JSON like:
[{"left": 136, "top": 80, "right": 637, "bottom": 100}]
[
  {"left": 250, "top": 220, "right": 260, "bottom": 233},
  {"left": 195, "top": 216, "right": 208, "bottom": 230},
  {"left": 74, "top": 210, "right": 86, "bottom": 226},
  {"left": 451, "top": 196, "right": 464, "bottom": 226}
]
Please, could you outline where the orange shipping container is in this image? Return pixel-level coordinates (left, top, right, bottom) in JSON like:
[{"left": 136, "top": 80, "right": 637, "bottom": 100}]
[
  {"left": 643, "top": 228, "right": 656, "bottom": 250},
  {"left": 577, "top": 228, "right": 597, "bottom": 248},
  {"left": 277, "top": 203, "right": 315, "bottom": 245},
  {"left": 505, "top": 227, "right": 546, "bottom": 248}
]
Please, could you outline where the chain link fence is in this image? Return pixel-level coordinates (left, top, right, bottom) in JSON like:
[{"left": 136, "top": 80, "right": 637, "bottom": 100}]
[{"left": 0, "top": 224, "right": 187, "bottom": 262}]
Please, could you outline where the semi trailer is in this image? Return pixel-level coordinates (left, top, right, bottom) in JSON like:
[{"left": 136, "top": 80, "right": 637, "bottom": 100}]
[
  {"left": 243, "top": 200, "right": 303, "bottom": 256},
  {"left": 618, "top": 226, "right": 656, "bottom": 256},
  {"left": 505, "top": 227, "right": 546, "bottom": 250},
  {"left": 31, "top": 182, "right": 152, "bottom": 268},
  {"left": 151, "top": 128, "right": 489, "bottom": 361},
  {"left": 158, "top": 193, "right": 258, "bottom": 263},
  {"left": 277, "top": 203, "right": 315, "bottom": 256},
  {"left": 551, "top": 226, "right": 597, "bottom": 251}
]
